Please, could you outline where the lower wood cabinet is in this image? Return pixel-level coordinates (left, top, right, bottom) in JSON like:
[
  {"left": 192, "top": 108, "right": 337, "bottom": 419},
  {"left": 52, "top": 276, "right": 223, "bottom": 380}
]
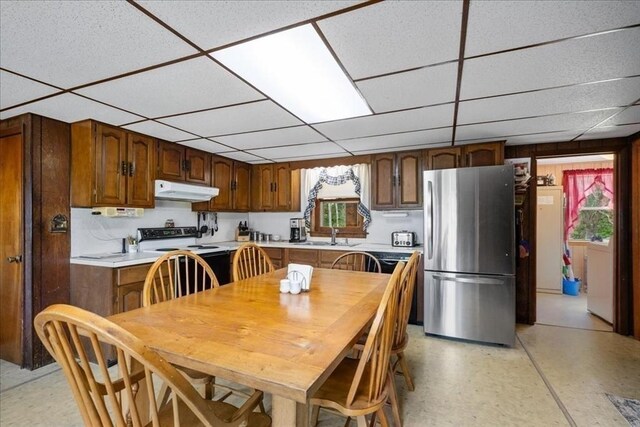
[{"left": 263, "top": 247, "right": 284, "bottom": 269}]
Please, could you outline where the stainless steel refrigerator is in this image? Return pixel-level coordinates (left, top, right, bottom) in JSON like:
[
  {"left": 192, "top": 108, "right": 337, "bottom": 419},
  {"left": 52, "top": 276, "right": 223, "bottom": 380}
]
[{"left": 423, "top": 165, "right": 515, "bottom": 346}]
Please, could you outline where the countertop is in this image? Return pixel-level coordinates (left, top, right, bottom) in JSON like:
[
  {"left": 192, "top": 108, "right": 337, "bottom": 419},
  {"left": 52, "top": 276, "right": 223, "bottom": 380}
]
[{"left": 70, "top": 240, "right": 422, "bottom": 268}]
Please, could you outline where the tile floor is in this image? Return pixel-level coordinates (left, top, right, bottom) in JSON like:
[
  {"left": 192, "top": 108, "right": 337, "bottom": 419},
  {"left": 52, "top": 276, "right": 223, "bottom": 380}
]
[
  {"left": 537, "top": 291, "right": 613, "bottom": 332},
  {"left": 1, "top": 324, "right": 638, "bottom": 426}
]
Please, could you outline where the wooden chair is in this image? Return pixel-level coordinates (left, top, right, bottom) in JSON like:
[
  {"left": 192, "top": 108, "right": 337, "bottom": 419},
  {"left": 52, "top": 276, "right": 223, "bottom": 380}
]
[
  {"left": 310, "top": 262, "right": 404, "bottom": 427},
  {"left": 330, "top": 251, "right": 382, "bottom": 273},
  {"left": 232, "top": 243, "right": 275, "bottom": 281},
  {"left": 34, "top": 304, "right": 271, "bottom": 427}
]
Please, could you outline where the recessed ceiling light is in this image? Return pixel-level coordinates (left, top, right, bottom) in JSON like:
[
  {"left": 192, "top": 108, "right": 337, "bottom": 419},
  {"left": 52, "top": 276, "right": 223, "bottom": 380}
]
[{"left": 212, "top": 24, "right": 372, "bottom": 124}]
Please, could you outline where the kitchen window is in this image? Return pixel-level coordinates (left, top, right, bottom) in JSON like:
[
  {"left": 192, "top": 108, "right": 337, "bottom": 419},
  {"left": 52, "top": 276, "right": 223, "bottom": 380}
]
[{"left": 312, "top": 197, "right": 365, "bottom": 237}]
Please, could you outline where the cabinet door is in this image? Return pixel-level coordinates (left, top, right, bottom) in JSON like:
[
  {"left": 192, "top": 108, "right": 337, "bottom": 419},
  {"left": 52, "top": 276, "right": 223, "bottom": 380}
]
[
  {"left": 397, "top": 151, "right": 422, "bottom": 208},
  {"left": 116, "top": 282, "right": 144, "bottom": 313},
  {"left": 185, "top": 148, "right": 211, "bottom": 185},
  {"left": 252, "top": 165, "right": 274, "bottom": 211},
  {"left": 274, "top": 163, "right": 291, "bottom": 211},
  {"left": 372, "top": 153, "right": 396, "bottom": 209},
  {"left": 157, "top": 141, "right": 185, "bottom": 181},
  {"left": 210, "top": 155, "right": 233, "bottom": 210},
  {"left": 463, "top": 142, "right": 504, "bottom": 167},
  {"left": 233, "top": 162, "right": 251, "bottom": 211},
  {"left": 425, "top": 147, "right": 462, "bottom": 170},
  {"left": 126, "top": 133, "right": 155, "bottom": 207},
  {"left": 94, "top": 123, "right": 127, "bottom": 206}
]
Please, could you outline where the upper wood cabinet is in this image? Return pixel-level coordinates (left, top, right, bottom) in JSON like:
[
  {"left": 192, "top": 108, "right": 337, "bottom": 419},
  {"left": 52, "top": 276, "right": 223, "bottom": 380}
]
[
  {"left": 192, "top": 156, "right": 251, "bottom": 212},
  {"left": 251, "top": 163, "right": 301, "bottom": 212},
  {"left": 156, "top": 140, "right": 211, "bottom": 186},
  {"left": 71, "top": 120, "right": 154, "bottom": 208},
  {"left": 425, "top": 142, "right": 504, "bottom": 170},
  {"left": 372, "top": 151, "right": 422, "bottom": 210}
]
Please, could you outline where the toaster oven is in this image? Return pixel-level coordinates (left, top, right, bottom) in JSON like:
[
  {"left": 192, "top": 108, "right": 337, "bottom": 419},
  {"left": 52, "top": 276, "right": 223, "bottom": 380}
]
[{"left": 391, "top": 231, "right": 417, "bottom": 247}]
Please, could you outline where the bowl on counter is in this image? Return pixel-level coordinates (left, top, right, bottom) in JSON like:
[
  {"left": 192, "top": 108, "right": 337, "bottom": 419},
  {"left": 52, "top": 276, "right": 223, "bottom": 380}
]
[{"left": 272, "top": 234, "right": 281, "bottom": 241}]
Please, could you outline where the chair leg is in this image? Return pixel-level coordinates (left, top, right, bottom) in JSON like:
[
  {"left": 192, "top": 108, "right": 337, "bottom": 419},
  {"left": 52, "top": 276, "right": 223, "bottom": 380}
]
[
  {"left": 376, "top": 409, "right": 390, "bottom": 427},
  {"left": 397, "top": 352, "right": 415, "bottom": 391},
  {"left": 356, "top": 415, "right": 368, "bottom": 427},
  {"left": 310, "top": 405, "right": 320, "bottom": 426},
  {"left": 204, "top": 379, "right": 214, "bottom": 400},
  {"left": 387, "top": 370, "right": 402, "bottom": 427}
]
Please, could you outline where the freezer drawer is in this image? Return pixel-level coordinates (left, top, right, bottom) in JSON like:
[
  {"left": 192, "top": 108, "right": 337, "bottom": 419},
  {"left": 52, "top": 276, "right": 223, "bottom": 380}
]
[{"left": 424, "top": 271, "right": 515, "bottom": 346}]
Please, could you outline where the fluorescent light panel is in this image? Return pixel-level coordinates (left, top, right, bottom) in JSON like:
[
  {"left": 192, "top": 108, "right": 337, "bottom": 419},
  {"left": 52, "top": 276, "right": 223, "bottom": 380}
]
[{"left": 212, "top": 25, "right": 372, "bottom": 123}]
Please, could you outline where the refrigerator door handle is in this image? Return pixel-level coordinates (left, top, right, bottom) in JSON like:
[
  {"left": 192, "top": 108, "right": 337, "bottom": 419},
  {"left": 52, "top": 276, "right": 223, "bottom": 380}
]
[
  {"left": 426, "top": 180, "right": 433, "bottom": 259},
  {"left": 431, "top": 273, "right": 505, "bottom": 285}
]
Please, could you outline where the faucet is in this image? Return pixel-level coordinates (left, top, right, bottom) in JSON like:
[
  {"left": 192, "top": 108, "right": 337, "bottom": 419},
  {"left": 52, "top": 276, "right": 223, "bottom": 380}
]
[{"left": 331, "top": 228, "right": 339, "bottom": 245}]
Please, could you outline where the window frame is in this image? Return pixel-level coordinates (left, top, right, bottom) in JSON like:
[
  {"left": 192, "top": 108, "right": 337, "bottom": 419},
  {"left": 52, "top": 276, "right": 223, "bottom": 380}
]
[{"left": 310, "top": 197, "right": 367, "bottom": 238}]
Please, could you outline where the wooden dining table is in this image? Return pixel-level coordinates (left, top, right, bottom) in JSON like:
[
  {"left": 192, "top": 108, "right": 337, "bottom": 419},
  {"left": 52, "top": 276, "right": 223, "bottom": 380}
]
[{"left": 108, "top": 267, "right": 390, "bottom": 426}]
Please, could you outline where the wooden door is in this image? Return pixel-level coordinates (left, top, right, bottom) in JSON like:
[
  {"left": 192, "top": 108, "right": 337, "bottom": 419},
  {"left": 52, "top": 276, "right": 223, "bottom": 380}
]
[
  {"left": 117, "top": 282, "right": 144, "bottom": 313},
  {"left": 210, "top": 156, "right": 233, "bottom": 210},
  {"left": 0, "top": 133, "right": 23, "bottom": 364},
  {"left": 95, "top": 123, "right": 127, "bottom": 206},
  {"left": 425, "top": 147, "right": 462, "bottom": 170},
  {"left": 252, "top": 165, "right": 274, "bottom": 211},
  {"left": 463, "top": 142, "right": 504, "bottom": 167},
  {"left": 233, "top": 162, "right": 251, "bottom": 211},
  {"left": 126, "top": 133, "right": 154, "bottom": 207},
  {"left": 274, "top": 163, "right": 291, "bottom": 211},
  {"left": 156, "top": 141, "right": 185, "bottom": 181},
  {"left": 371, "top": 153, "right": 396, "bottom": 209},
  {"left": 397, "top": 151, "right": 422, "bottom": 208},
  {"left": 185, "top": 148, "right": 211, "bottom": 185}
]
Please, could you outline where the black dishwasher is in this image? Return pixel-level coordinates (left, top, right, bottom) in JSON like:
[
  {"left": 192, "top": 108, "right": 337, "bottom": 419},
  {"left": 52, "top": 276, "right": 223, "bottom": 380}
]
[{"left": 179, "top": 250, "right": 231, "bottom": 294}]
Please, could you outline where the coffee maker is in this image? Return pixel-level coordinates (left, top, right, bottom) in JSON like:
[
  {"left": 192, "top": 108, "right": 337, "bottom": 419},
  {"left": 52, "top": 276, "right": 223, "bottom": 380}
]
[{"left": 289, "top": 218, "right": 307, "bottom": 243}]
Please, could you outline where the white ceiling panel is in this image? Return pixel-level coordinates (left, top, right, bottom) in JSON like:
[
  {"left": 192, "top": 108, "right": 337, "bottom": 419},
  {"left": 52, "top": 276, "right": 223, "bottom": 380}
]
[
  {"left": 137, "top": 1, "right": 359, "bottom": 51},
  {"left": 339, "top": 128, "right": 452, "bottom": 152},
  {"left": 159, "top": 100, "right": 302, "bottom": 137},
  {"left": 461, "top": 28, "right": 640, "bottom": 99},
  {"left": 466, "top": 1, "right": 640, "bottom": 56},
  {"left": 0, "top": 93, "right": 142, "bottom": 124},
  {"left": 217, "top": 151, "right": 265, "bottom": 163},
  {"left": 351, "top": 142, "right": 450, "bottom": 155},
  {"left": 123, "top": 120, "right": 194, "bottom": 142},
  {"left": 501, "top": 131, "right": 584, "bottom": 145},
  {"left": 598, "top": 105, "right": 640, "bottom": 126},
  {"left": 214, "top": 126, "right": 327, "bottom": 150},
  {"left": 176, "top": 138, "right": 231, "bottom": 154},
  {"left": 318, "top": 1, "right": 462, "bottom": 79},
  {"left": 273, "top": 152, "right": 355, "bottom": 162},
  {"left": 357, "top": 63, "right": 458, "bottom": 113},
  {"left": 248, "top": 142, "right": 347, "bottom": 159},
  {"left": 76, "top": 57, "right": 264, "bottom": 118},
  {"left": 455, "top": 110, "right": 620, "bottom": 142},
  {"left": 314, "top": 104, "right": 455, "bottom": 141},
  {"left": 578, "top": 123, "right": 640, "bottom": 140},
  {"left": 0, "top": 71, "right": 60, "bottom": 110},
  {"left": 0, "top": 1, "right": 196, "bottom": 88},
  {"left": 459, "top": 77, "right": 640, "bottom": 124}
]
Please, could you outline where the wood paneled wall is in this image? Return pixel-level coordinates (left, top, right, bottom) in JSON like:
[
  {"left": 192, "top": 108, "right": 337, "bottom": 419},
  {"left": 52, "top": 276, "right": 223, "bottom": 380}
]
[
  {"left": 537, "top": 161, "right": 614, "bottom": 182},
  {"left": 632, "top": 136, "right": 640, "bottom": 340}
]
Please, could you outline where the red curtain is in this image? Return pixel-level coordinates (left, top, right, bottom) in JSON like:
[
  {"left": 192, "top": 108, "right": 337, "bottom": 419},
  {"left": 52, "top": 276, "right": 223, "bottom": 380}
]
[{"left": 562, "top": 168, "right": 614, "bottom": 240}]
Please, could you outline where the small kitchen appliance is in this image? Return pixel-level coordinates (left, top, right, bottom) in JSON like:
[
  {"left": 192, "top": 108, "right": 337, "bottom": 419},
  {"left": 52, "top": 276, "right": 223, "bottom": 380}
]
[
  {"left": 289, "top": 218, "right": 307, "bottom": 243},
  {"left": 391, "top": 231, "right": 418, "bottom": 247}
]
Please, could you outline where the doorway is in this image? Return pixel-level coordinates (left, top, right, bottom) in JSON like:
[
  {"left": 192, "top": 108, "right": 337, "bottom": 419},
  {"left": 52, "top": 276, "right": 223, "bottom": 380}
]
[
  {"left": 0, "top": 132, "right": 24, "bottom": 364},
  {"left": 535, "top": 154, "right": 615, "bottom": 331}
]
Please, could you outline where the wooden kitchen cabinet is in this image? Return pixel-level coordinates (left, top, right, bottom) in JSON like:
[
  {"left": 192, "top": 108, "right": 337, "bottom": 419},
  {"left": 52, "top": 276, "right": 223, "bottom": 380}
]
[
  {"left": 193, "top": 156, "right": 251, "bottom": 212},
  {"left": 71, "top": 120, "right": 154, "bottom": 208},
  {"left": 424, "top": 142, "right": 504, "bottom": 170},
  {"left": 251, "top": 163, "right": 300, "bottom": 212},
  {"left": 263, "top": 247, "right": 284, "bottom": 269},
  {"left": 425, "top": 147, "right": 463, "bottom": 170},
  {"left": 371, "top": 151, "right": 422, "bottom": 209},
  {"left": 157, "top": 140, "right": 211, "bottom": 186}
]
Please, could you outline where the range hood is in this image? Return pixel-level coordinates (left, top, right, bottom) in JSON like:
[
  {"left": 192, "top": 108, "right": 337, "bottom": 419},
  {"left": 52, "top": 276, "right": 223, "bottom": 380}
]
[{"left": 154, "top": 180, "right": 219, "bottom": 202}]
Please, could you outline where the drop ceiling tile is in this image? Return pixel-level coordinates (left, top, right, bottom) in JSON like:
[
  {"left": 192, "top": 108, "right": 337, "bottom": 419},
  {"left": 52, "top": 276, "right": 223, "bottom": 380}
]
[
  {"left": 502, "top": 131, "right": 584, "bottom": 145},
  {"left": 0, "top": 71, "right": 61, "bottom": 109},
  {"left": 318, "top": 1, "right": 462, "bottom": 79},
  {"left": 455, "top": 110, "right": 621, "bottom": 141},
  {"left": 466, "top": 1, "right": 640, "bottom": 56},
  {"left": 351, "top": 142, "right": 450, "bottom": 155},
  {"left": 273, "top": 152, "right": 354, "bottom": 162},
  {"left": 248, "top": 142, "right": 346, "bottom": 159},
  {"left": 159, "top": 100, "right": 302, "bottom": 137},
  {"left": 314, "top": 104, "right": 454, "bottom": 141},
  {"left": 137, "top": 1, "right": 359, "bottom": 50},
  {"left": 176, "top": 138, "right": 230, "bottom": 154},
  {"left": 578, "top": 123, "right": 640, "bottom": 140},
  {"left": 123, "top": 120, "right": 194, "bottom": 142},
  {"left": 0, "top": 93, "right": 142, "bottom": 124},
  {"left": 357, "top": 63, "right": 458, "bottom": 113},
  {"left": 76, "top": 57, "right": 264, "bottom": 118},
  {"left": 0, "top": 1, "right": 196, "bottom": 88},
  {"left": 458, "top": 77, "right": 640, "bottom": 124},
  {"left": 218, "top": 151, "right": 264, "bottom": 163},
  {"left": 598, "top": 105, "right": 640, "bottom": 126},
  {"left": 461, "top": 28, "right": 640, "bottom": 99},
  {"left": 214, "top": 126, "right": 327, "bottom": 150},
  {"left": 339, "top": 128, "right": 452, "bottom": 152}
]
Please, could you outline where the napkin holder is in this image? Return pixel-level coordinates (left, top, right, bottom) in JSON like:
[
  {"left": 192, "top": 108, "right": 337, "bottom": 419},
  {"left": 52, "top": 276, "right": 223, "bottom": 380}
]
[{"left": 287, "top": 263, "right": 313, "bottom": 291}]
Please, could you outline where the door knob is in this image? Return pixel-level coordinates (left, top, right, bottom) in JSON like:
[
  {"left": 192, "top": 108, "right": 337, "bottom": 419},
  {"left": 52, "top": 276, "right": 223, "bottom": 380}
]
[{"left": 6, "top": 255, "right": 22, "bottom": 263}]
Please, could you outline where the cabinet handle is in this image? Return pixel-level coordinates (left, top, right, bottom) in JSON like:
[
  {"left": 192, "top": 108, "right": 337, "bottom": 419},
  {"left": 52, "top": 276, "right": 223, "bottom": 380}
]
[
  {"left": 186, "top": 160, "right": 191, "bottom": 172},
  {"left": 273, "top": 182, "right": 277, "bottom": 192},
  {"left": 6, "top": 255, "right": 22, "bottom": 264},
  {"left": 466, "top": 153, "right": 470, "bottom": 166},
  {"left": 457, "top": 154, "right": 461, "bottom": 166},
  {"left": 121, "top": 161, "right": 128, "bottom": 176},
  {"left": 129, "top": 162, "right": 135, "bottom": 177},
  {"left": 231, "top": 180, "right": 236, "bottom": 191},
  {"left": 181, "top": 160, "right": 188, "bottom": 171}
]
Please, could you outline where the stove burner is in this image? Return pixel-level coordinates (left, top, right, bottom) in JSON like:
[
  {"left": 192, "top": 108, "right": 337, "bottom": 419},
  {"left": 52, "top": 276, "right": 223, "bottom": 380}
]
[
  {"left": 156, "top": 247, "right": 180, "bottom": 252},
  {"left": 187, "top": 245, "right": 220, "bottom": 249}
]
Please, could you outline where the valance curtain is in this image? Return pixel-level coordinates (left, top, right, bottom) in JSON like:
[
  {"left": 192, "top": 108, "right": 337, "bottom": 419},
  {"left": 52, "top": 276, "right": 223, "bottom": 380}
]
[
  {"left": 302, "top": 164, "right": 372, "bottom": 230},
  {"left": 562, "top": 168, "right": 614, "bottom": 240}
]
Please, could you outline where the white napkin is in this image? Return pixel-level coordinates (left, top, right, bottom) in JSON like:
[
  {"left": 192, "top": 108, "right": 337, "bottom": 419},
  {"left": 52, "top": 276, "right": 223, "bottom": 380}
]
[{"left": 287, "top": 263, "right": 313, "bottom": 291}]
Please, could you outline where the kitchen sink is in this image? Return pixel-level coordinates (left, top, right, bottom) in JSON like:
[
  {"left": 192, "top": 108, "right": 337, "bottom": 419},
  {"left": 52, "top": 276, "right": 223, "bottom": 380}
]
[{"left": 294, "top": 241, "right": 359, "bottom": 247}]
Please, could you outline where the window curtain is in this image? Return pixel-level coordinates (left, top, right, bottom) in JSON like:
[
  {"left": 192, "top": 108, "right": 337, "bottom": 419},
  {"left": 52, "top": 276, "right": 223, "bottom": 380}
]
[
  {"left": 302, "top": 164, "right": 371, "bottom": 230},
  {"left": 562, "top": 168, "right": 614, "bottom": 240}
]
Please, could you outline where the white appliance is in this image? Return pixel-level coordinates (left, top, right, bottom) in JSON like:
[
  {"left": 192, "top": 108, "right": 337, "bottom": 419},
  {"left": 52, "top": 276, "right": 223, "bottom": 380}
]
[
  {"left": 91, "top": 207, "right": 144, "bottom": 217},
  {"left": 154, "top": 180, "right": 219, "bottom": 202}
]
